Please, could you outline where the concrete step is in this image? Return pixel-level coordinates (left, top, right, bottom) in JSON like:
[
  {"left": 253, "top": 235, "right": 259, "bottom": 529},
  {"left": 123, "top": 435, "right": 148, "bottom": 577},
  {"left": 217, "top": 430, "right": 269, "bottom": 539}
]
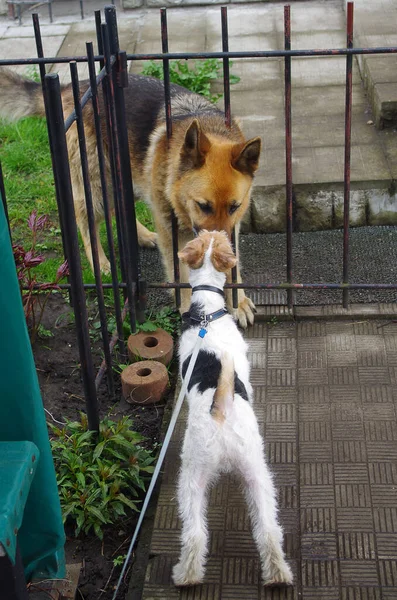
[{"left": 346, "top": 0, "right": 397, "bottom": 129}]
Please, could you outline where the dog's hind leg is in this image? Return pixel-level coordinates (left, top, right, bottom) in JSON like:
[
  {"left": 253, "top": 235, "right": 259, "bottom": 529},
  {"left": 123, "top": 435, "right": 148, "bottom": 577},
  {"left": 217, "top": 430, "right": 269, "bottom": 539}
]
[
  {"left": 173, "top": 465, "right": 211, "bottom": 586},
  {"left": 238, "top": 443, "right": 293, "bottom": 586}
]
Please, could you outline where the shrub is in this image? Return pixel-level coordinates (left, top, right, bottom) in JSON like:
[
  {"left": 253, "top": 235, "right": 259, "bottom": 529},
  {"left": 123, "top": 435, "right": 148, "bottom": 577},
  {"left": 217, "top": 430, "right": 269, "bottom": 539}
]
[
  {"left": 13, "top": 210, "right": 68, "bottom": 343},
  {"left": 50, "top": 414, "right": 155, "bottom": 540},
  {"left": 141, "top": 58, "right": 240, "bottom": 103}
]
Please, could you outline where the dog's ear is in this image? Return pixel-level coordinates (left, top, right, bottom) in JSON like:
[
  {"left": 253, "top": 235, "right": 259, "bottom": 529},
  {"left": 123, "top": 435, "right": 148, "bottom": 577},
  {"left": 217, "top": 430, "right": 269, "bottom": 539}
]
[
  {"left": 211, "top": 236, "right": 237, "bottom": 273},
  {"left": 180, "top": 120, "right": 211, "bottom": 171},
  {"left": 232, "top": 137, "right": 261, "bottom": 176},
  {"left": 178, "top": 237, "right": 206, "bottom": 270}
]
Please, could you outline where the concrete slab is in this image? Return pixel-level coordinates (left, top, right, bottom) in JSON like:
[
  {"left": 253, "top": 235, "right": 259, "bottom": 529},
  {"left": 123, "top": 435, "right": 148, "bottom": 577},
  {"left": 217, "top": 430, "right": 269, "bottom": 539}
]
[
  {"left": 205, "top": 4, "right": 282, "bottom": 37},
  {"left": 291, "top": 56, "right": 361, "bottom": 88},
  {"left": 291, "top": 85, "right": 368, "bottom": 118},
  {"left": 207, "top": 33, "right": 280, "bottom": 53},
  {"left": 0, "top": 35, "right": 64, "bottom": 73},
  {"left": 277, "top": 0, "right": 344, "bottom": 33},
  {"left": 3, "top": 23, "right": 70, "bottom": 37},
  {"left": 379, "top": 128, "right": 397, "bottom": 180},
  {"left": 141, "top": 318, "right": 397, "bottom": 599},
  {"left": 212, "top": 59, "right": 282, "bottom": 93},
  {"left": 373, "top": 82, "right": 397, "bottom": 128}
]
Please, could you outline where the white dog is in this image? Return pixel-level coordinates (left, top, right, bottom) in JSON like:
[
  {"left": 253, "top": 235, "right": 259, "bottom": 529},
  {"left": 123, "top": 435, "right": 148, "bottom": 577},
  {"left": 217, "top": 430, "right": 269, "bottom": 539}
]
[{"left": 173, "top": 230, "right": 293, "bottom": 587}]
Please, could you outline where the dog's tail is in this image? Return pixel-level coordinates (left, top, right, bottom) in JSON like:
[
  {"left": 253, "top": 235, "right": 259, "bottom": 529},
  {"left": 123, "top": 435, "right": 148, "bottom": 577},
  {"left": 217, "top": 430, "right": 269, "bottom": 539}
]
[
  {"left": 0, "top": 68, "right": 46, "bottom": 121},
  {"left": 211, "top": 352, "right": 235, "bottom": 424}
]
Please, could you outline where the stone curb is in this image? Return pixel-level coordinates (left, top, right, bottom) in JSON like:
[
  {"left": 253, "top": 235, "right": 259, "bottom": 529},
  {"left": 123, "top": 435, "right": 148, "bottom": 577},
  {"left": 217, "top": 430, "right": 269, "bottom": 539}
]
[{"left": 256, "top": 302, "right": 397, "bottom": 321}]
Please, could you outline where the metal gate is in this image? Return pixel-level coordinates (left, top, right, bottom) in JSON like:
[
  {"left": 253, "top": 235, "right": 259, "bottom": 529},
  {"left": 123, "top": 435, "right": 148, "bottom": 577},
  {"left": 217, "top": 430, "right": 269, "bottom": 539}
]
[{"left": 1, "top": 3, "right": 397, "bottom": 428}]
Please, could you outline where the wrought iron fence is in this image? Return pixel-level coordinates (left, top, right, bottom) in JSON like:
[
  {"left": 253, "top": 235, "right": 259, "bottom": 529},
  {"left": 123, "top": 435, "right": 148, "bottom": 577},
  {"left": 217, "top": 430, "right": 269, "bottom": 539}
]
[{"left": 1, "top": 3, "right": 397, "bottom": 429}]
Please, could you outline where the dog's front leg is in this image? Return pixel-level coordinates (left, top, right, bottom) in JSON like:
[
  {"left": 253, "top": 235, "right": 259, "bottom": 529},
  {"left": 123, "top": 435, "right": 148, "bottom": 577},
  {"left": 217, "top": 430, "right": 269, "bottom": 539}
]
[
  {"left": 173, "top": 465, "right": 211, "bottom": 586},
  {"left": 226, "top": 225, "right": 256, "bottom": 328}
]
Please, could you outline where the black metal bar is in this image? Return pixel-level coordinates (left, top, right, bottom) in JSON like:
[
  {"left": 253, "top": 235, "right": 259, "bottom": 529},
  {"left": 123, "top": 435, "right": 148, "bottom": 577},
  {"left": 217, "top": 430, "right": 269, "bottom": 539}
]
[
  {"left": 70, "top": 60, "right": 115, "bottom": 398},
  {"left": 284, "top": 5, "right": 294, "bottom": 309},
  {"left": 33, "top": 13, "right": 70, "bottom": 272},
  {"left": 343, "top": 2, "right": 354, "bottom": 309},
  {"left": 1, "top": 46, "right": 397, "bottom": 69},
  {"left": 230, "top": 228, "right": 238, "bottom": 309},
  {"left": 0, "top": 160, "right": 11, "bottom": 242},
  {"left": 46, "top": 281, "right": 397, "bottom": 291},
  {"left": 221, "top": 6, "right": 231, "bottom": 129},
  {"left": 95, "top": 10, "right": 104, "bottom": 67},
  {"left": 171, "top": 212, "right": 181, "bottom": 308},
  {"left": 160, "top": 8, "right": 180, "bottom": 309},
  {"left": 221, "top": 7, "right": 237, "bottom": 309},
  {"left": 87, "top": 42, "right": 126, "bottom": 357},
  {"left": 101, "top": 21, "right": 128, "bottom": 309},
  {"left": 96, "top": 299, "right": 129, "bottom": 391},
  {"left": 64, "top": 57, "right": 115, "bottom": 133},
  {"left": 160, "top": 8, "right": 172, "bottom": 141},
  {"left": 80, "top": 0, "right": 84, "bottom": 20},
  {"left": 105, "top": 5, "right": 141, "bottom": 330},
  {"left": 45, "top": 72, "right": 99, "bottom": 432}
]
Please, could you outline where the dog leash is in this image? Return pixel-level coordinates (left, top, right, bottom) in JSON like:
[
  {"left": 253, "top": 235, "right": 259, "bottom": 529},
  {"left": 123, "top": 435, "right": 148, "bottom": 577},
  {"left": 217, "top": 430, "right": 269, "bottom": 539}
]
[{"left": 112, "top": 324, "right": 209, "bottom": 600}]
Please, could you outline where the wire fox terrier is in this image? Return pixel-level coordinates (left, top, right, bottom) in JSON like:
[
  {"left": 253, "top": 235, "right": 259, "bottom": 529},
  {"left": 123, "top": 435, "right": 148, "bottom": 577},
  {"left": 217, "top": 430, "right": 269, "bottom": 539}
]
[{"left": 173, "top": 230, "right": 293, "bottom": 587}]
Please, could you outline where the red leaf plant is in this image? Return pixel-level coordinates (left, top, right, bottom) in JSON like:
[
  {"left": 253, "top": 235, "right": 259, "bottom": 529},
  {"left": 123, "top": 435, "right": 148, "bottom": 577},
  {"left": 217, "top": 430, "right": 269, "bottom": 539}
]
[{"left": 13, "top": 211, "right": 69, "bottom": 344}]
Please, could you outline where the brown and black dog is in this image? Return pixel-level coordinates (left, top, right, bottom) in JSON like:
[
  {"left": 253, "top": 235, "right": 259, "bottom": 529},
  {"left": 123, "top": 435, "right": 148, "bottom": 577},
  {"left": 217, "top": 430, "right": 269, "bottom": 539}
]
[{"left": 0, "top": 70, "right": 261, "bottom": 327}]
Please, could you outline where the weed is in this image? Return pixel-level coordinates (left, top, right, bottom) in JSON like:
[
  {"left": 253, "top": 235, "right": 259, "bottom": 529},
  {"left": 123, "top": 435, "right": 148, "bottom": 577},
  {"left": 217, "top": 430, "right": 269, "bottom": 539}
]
[
  {"left": 113, "top": 555, "right": 126, "bottom": 568},
  {"left": 137, "top": 306, "right": 181, "bottom": 337},
  {"left": 24, "top": 65, "right": 41, "bottom": 83},
  {"left": 50, "top": 413, "right": 155, "bottom": 540},
  {"left": 141, "top": 59, "right": 240, "bottom": 103},
  {"left": 268, "top": 316, "right": 279, "bottom": 326},
  {"left": 13, "top": 210, "right": 69, "bottom": 343}
]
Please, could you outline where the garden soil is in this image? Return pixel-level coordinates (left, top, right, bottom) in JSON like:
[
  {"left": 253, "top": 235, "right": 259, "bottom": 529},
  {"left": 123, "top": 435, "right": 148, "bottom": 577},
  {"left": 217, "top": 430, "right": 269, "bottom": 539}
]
[{"left": 33, "top": 295, "right": 174, "bottom": 600}]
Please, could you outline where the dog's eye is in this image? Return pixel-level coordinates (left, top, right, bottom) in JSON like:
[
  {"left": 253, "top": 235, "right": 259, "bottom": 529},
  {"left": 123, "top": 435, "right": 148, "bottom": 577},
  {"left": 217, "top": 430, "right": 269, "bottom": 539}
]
[
  {"left": 196, "top": 202, "right": 213, "bottom": 215},
  {"left": 229, "top": 203, "right": 240, "bottom": 215}
]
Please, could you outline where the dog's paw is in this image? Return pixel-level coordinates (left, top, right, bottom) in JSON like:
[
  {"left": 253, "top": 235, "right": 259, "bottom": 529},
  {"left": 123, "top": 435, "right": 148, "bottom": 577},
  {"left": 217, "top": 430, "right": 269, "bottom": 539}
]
[
  {"left": 138, "top": 229, "right": 158, "bottom": 249},
  {"left": 262, "top": 561, "right": 293, "bottom": 587},
  {"left": 100, "top": 259, "right": 111, "bottom": 275},
  {"left": 233, "top": 295, "right": 256, "bottom": 329},
  {"left": 172, "top": 562, "right": 203, "bottom": 587}
]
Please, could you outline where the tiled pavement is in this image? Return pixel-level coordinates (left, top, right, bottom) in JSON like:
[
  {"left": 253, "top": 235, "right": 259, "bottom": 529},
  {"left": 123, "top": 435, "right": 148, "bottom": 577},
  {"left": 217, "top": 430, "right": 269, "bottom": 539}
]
[{"left": 142, "top": 319, "right": 397, "bottom": 600}]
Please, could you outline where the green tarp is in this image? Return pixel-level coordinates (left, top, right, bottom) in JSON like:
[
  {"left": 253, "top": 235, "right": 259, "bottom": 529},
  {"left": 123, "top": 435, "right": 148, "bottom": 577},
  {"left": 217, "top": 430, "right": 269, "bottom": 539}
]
[{"left": 0, "top": 196, "right": 65, "bottom": 580}]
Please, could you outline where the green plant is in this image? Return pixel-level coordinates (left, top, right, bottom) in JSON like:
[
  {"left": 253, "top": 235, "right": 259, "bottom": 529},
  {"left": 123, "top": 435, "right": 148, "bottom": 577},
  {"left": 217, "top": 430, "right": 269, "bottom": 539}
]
[
  {"left": 50, "top": 414, "right": 155, "bottom": 540},
  {"left": 13, "top": 210, "right": 69, "bottom": 343},
  {"left": 25, "top": 65, "right": 41, "bottom": 83},
  {"left": 141, "top": 59, "right": 240, "bottom": 103},
  {"left": 113, "top": 555, "right": 126, "bottom": 568},
  {"left": 135, "top": 306, "right": 181, "bottom": 336}
]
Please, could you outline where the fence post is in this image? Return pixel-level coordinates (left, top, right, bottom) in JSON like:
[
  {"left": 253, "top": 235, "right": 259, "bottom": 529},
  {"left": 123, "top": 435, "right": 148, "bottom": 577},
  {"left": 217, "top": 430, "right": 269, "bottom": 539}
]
[
  {"left": 104, "top": 4, "right": 145, "bottom": 327},
  {"left": 44, "top": 73, "right": 99, "bottom": 432}
]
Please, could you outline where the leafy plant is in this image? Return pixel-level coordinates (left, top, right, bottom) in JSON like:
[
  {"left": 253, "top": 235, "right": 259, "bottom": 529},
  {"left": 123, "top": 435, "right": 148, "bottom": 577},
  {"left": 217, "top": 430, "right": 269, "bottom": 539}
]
[
  {"left": 25, "top": 65, "right": 41, "bottom": 83},
  {"left": 50, "top": 414, "right": 155, "bottom": 540},
  {"left": 141, "top": 58, "right": 240, "bottom": 103},
  {"left": 13, "top": 210, "right": 69, "bottom": 343},
  {"left": 113, "top": 555, "right": 126, "bottom": 568}
]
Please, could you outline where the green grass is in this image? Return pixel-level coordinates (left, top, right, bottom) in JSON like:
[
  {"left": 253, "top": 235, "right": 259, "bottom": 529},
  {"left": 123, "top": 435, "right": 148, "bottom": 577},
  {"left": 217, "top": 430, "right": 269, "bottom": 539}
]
[{"left": 0, "top": 115, "right": 154, "bottom": 284}]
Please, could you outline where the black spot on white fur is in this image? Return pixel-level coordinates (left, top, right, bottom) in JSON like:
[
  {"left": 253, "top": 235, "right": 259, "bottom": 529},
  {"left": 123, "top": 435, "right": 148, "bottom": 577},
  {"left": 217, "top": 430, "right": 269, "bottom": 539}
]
[{"left": 182, "top": 349, "right": 248, "bottom": 400}]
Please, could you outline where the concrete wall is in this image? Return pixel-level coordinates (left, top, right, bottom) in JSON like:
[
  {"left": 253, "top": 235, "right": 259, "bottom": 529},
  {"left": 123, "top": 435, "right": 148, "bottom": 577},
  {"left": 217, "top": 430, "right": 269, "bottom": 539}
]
[
  {"left": 122, "top": 0, "right": 261, "bottom": 7},
  {"left": 0, "top": 0, "right": 7, "bottom": 16}
]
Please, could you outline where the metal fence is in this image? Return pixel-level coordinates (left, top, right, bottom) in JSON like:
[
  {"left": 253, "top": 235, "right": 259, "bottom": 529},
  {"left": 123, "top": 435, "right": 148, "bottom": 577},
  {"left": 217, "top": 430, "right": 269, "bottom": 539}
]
[{"left": 1, "top": 3, "right": 397, "bottom": 428}]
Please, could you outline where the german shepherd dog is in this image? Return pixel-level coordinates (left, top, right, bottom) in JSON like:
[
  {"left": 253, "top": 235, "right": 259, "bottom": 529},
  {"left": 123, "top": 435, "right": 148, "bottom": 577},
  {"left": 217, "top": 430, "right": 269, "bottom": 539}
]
[{"left": 0, "top": 69, "right": 261, "bottom": 327}]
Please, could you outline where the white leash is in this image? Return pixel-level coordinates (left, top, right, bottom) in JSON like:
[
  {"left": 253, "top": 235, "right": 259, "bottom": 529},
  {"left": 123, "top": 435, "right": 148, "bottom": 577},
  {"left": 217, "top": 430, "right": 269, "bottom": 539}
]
[{"left": 111, "top": 326, "right": 208, "bottom": 600}]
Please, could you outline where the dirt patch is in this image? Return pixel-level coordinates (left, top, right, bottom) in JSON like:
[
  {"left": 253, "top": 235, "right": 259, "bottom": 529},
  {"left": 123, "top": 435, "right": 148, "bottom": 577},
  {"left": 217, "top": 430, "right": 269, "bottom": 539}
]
[{"left": 33, "top": 294, "right": 174, "bottom": 600}]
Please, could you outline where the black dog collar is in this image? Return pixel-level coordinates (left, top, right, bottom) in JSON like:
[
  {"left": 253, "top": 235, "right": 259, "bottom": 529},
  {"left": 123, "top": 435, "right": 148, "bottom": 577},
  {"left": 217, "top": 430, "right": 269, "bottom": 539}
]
[
  {"left": 191, "top": 285, "right": 225, "bottom": 298},
  {"left": 182, "top": 307, "right": 228, "bottom": 327}
]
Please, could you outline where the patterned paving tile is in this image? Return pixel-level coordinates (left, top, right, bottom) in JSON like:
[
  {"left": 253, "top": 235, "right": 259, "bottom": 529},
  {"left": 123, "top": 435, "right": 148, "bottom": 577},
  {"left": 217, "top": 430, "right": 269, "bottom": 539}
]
[{"left": 142, "top": 320, "right": 397, "bottom": 599}]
